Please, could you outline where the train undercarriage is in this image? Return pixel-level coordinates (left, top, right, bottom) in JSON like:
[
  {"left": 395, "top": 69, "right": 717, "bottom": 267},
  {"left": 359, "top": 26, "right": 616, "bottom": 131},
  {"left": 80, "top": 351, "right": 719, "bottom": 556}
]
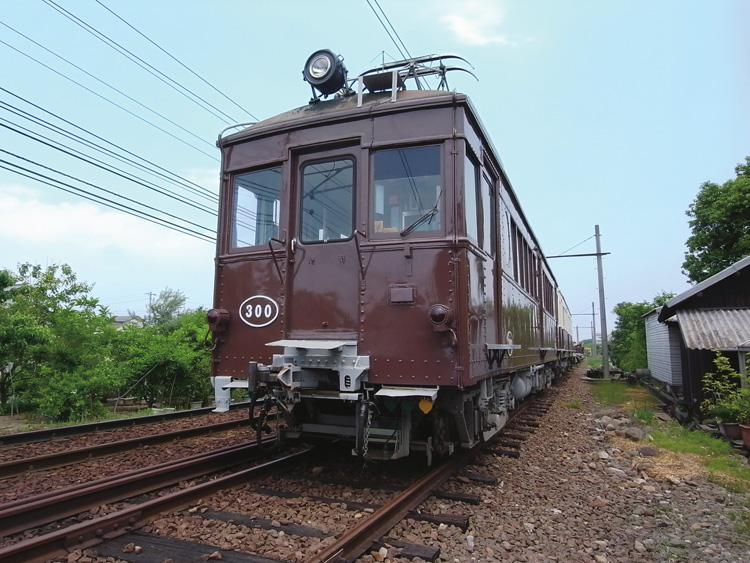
[{"left": 213, "top": 340, "right": 576, "bottom": 464}]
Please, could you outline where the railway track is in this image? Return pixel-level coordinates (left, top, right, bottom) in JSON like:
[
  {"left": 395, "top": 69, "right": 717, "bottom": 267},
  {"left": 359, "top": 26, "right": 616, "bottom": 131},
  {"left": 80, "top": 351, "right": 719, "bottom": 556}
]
[
  {"left": 1, "top": 381, "right": 561, "bottom": 562},
  {"left": 0, "top": 403, "right": 250, "bottom": 446},
  {"left": 0, "top": 444, "right": 311, "bottom": 562},
  {"left": 0, "top": 418, "right": 250, "bottom": 478}
]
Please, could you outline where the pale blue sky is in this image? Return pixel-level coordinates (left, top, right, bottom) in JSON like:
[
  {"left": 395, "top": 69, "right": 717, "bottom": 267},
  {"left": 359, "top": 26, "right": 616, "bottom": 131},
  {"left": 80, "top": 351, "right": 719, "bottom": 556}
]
[{"left": 1, "top": 0, "right": 748, "bottom": 339}]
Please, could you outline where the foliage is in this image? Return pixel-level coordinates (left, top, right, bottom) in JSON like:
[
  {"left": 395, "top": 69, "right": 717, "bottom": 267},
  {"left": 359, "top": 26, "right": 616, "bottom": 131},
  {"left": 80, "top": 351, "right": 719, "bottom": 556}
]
[
  {"left": 682, "top": 156, "right": 750, "bottom": 283},
  {"left": 0, "top": 264, "right": 121, "bottom": 421},
  {"left": 650, "top": 422, "right": 750, "bottom": 492},
  {"left": 587, "top": 357, "right": 602, "bottom": 369},
  {"left": 700, "top": 351, "right": 750, "bottom": 423},
  {"left": 609, "top": 291, "right": 674, "bottom": 372},
  {"left": 130, "top": 288, "right": 187, "bottom": 329},
  {"left": 1, "top": 264, "right": 212, "bottom": 422},
  {"left": 112, "top": 308, "right": 211, "bottom": 409}
]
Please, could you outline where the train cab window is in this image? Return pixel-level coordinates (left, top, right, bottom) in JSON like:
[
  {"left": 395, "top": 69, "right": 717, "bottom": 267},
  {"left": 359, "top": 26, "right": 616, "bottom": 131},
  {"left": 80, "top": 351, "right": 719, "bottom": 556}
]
[
  {"left": 232, "top": 167, "right": 281, "bottom": 249},
  {"left": 373, "top": 145, "right": 441, "bottom": 236},
  {"left": 300, "top": 158, "right": 354, "bottom": 243}
]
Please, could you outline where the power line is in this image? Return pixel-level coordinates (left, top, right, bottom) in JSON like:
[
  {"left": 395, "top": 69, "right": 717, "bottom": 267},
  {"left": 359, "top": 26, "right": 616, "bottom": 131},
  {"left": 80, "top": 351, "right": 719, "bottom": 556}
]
[
  {"left": 94, "top": 0, "right": 258, "bottom": 122},
  {"left": 0, "top": 100, "right": 217, "bottom": 212},
  {"left": 0, "top": 37, "right": 219, "bottom": 161},
  {"left": 0, "top": 159, "right": 215, "bottom": 243},
  {"left": 0, "top": 118, "right": 216, "bottom": 216},
  {"left": 0, "top": 87, "right": 217, "bottom": 204},
  {"left": 43, "top": 0, "right": 238, "bottom": 125},
  {"left": 0, "top": 20, "right": 219, "bottom": 152},
  {"left": 0, "top": 147, "right": 214, "bottom": 235}
]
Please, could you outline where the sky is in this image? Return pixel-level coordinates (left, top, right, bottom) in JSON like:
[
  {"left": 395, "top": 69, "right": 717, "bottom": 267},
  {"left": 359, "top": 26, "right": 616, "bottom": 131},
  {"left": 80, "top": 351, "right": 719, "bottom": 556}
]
[{"left": 0, "top": 0, "right": 748, "bottom": 340}]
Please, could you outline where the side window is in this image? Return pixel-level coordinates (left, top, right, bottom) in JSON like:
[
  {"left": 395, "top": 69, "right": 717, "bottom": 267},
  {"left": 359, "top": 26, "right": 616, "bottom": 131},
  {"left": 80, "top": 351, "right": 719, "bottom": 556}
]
[
  {"left": 300, "top": 158, "right": 354, "bottom": 243},
  {"left": 464, "top": 155, "right": 479, "bottom": 243},
  {"left": 232, "top": 167, "right": 281, "bottom": 248},
  {"left": 481, "top": 174, "right": 495, "bottom": 254},
  {"left": 373, "top": 145, "right": 441, "bottom": 236}
]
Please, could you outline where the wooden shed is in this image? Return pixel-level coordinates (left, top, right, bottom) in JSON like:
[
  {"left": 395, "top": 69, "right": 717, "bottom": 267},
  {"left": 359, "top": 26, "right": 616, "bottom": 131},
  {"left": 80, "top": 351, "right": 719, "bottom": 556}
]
[
  {"left": 650, "top": 255, "right": 750, "bottom": 411},
  {"left": 644, "top": 308, "right": 683, "bottom": 391}
]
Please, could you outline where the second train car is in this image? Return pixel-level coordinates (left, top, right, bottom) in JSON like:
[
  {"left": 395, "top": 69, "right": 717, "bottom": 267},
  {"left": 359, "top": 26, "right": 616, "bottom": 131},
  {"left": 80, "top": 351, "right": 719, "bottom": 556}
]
[{"left": 207, "top": 50, "right": 575, "bottom": 463}]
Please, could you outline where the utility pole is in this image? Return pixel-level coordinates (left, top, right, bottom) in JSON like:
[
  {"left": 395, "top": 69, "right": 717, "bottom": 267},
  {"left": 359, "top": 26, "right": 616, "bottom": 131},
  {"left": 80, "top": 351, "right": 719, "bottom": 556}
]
[
  {"left": 591, "top": 302, "right": 597, "bottom": 358},
  {"left": 595, "top": 225, "right": 610, "bottom": 379},
  {"left": 547, "top": 225, "right": 610, "bottom": 375},
  {"left": 146, "top": 291, "right": 155, "bottom": 323}
]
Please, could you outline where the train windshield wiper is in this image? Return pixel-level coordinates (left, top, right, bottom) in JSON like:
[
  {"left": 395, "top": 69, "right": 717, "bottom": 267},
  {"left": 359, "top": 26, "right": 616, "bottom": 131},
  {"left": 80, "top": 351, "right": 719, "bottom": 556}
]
[{"left": 401, "top": 189, "right": 442, "bottom": 236}]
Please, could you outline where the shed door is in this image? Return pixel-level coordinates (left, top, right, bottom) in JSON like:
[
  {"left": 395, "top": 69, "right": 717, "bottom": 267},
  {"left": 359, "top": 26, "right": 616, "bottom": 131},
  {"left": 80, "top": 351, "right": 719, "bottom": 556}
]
[{"left": 287, "top": 152, "right": 359, "bottom": 338}]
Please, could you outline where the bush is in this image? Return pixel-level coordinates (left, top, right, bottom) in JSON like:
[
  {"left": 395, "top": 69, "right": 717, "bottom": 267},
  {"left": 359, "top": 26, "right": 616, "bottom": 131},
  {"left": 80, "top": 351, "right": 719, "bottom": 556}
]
[{"left": 701, "top": 352, "right": 750, "bottom": 423}]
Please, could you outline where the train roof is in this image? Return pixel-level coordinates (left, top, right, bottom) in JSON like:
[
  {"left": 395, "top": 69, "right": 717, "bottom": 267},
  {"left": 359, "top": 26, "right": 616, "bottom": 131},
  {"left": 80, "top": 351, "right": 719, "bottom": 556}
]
[
  {"left": 218, "top": 89, "right": 458, "bottom": 147},
  {"left": 216, "top": 53, "right": 560, "bottom": 286}
]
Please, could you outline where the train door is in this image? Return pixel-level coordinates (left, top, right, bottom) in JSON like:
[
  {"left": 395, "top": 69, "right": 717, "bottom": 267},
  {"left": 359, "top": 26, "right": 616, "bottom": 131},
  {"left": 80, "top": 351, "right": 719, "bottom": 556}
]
[{"left": 286, "top": 148, "right": 360, "bottom": 339}]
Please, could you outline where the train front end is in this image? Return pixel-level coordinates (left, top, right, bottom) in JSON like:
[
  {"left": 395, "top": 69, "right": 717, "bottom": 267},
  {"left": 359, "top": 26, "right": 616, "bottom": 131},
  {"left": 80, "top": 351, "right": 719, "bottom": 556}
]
[{"left": 207, "top": 52, "right": 473, "bottom": 462}]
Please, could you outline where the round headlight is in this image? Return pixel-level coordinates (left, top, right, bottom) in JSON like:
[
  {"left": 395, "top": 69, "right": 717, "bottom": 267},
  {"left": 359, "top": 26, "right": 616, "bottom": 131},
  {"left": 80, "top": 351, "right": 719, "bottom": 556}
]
[
  {"left": 308, "top": 54, "right": 332, "bottom": 79},
  {"left": 302, "top": 49, "right": 347, "bottom": 96}
]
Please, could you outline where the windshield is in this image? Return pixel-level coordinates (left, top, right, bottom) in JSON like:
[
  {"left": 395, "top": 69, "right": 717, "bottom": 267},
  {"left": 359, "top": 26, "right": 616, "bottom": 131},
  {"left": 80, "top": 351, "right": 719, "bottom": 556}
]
[{"left": 372, "top": 145, "right": 441, "bottom": 237}]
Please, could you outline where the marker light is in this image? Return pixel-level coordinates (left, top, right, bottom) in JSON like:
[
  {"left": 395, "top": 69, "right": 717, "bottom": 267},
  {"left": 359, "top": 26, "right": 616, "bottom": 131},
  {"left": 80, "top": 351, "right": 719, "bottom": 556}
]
[
  {"left": 428, "top": 304, "right": 454, "bottom": 330},
  {"left": 206, "top": 308, "right": 230, "bottom": 331}
]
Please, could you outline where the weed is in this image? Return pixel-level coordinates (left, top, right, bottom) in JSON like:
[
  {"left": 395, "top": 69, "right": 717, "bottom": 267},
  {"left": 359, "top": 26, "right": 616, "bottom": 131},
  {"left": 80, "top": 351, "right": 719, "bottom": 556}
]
[{"left": 563, "top": 399, "right": 583, "bottom": 410}]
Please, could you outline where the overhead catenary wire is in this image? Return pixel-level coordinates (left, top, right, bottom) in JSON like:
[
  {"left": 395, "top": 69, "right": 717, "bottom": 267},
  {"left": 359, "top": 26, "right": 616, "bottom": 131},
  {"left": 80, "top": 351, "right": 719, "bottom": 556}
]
[
  {"left": 0, "top": 118, "right": 216, "bottom": 216},
  {"left": 94, "top": 0, "right": 258, "bottom": 122},
  {"left": 0, "top": 87, "right": 217, "bottom": 203},
  {"left": 0, "top": 37, "right": 218, "bottom": 161},
  {"left": 0, "top": 159, "right": 215, "bottom": 243},
  {"left": 43, "top": 0, "right": 238, "bottom": 125},
  {"left": 367, "top": 0, "right": 412, "bottom": 59}
]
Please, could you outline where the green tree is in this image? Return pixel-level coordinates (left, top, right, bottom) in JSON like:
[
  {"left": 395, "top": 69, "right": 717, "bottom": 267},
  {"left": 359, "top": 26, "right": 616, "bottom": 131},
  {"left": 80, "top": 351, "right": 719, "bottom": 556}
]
[
  {"left": 0, "top": 269, "right": 52, "bottom": 407},
  {"left": 609, "top": 291, "right": 674, "bottom": 372},
  {"left": 682, "top": 156, "right": 750, "bottom": 283},
  {"left": 113, "top": 308, "right": 211, "bottom": 408},
  {"left": 1, "top": 264, "right": 118, "bottom": 420},
  {"left": 132, "top": 288, "right": 187, "bottom": 328}
]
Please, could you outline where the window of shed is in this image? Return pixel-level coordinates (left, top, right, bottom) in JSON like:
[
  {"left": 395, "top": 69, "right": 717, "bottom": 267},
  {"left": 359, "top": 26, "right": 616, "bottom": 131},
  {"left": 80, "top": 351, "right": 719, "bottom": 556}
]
[
  {"left": 232, "top": 167, "right": 281, "bottom": 248},
  {"left": 373, "top": 145, "right": 441, "bottom": 236}
]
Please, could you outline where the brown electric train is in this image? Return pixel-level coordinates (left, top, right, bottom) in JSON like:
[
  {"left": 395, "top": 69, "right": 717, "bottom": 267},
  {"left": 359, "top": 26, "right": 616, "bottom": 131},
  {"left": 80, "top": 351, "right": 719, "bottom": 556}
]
[{"left": 206, "top": 50, "right": 576, "bottom": 463}]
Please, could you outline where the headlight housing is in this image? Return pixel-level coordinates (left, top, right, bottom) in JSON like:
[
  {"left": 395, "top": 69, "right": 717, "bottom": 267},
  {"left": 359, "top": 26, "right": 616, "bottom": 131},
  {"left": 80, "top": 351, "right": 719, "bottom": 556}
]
[{"left": 303, "top": 49, "right": 348, "bottom": 97}]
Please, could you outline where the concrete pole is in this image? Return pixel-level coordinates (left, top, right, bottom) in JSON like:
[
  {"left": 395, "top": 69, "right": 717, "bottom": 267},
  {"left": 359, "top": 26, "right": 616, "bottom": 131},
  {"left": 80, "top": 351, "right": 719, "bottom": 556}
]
[
  {"left": 595, "top": 225, "right": 610, "bottom": 378},
  {"left": 591, "top": 303, "right": 596, "bottom": 358}
]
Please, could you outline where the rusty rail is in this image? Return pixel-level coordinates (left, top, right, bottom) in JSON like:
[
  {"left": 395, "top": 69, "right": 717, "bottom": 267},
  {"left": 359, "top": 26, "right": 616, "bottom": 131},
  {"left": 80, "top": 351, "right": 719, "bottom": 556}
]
[
  {"left": 0, "top": 446, "right": 312, "bottom": 563},
  {"left": 0, "top": 419, "right": 250, "bottom": 478},
  {"left": 309, "top": 386, "right": 557, "bottom": 562},
  {"left": 308, "top": 448, "right": 473, "bottom": 562},
  {"left": 0, "top": 438, "right": 279, "bottom": 537}
]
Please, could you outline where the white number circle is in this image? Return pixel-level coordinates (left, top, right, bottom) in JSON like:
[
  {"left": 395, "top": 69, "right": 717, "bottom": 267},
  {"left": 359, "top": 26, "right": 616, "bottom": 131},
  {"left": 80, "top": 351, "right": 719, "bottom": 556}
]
[{"left": 239, "top": 295, "right": 279, "bottom": 328}]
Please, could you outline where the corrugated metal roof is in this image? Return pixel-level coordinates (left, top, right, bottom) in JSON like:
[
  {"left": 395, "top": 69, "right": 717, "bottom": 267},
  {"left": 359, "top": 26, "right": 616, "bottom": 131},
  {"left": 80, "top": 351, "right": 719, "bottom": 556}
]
[
  {"left": 675, "top": 308, "right": 750, "bottom": 350},
  {"left": 658, "top": 255, "right": 750, "bottom": 321}
]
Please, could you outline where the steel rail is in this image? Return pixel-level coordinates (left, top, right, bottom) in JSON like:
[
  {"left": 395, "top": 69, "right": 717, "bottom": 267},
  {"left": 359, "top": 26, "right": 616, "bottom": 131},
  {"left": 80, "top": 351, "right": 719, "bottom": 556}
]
[
  {"left": 0, "top": 447, "right": 312, "bottom": 563},
  {"left": 0, "top": 403, "right": 250, "bottom": 446},
  {"left": 0, "top": 418, "right": 249, "bottom": 478},
  {"left": 308, "top": 448, "right": 473, "bottom": 563},
  {"left": 309, "top": 385, "right": 558, "bottom": 562},
  {"left": 0, "top": 438, "right": 276, "bottom": 537}
]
